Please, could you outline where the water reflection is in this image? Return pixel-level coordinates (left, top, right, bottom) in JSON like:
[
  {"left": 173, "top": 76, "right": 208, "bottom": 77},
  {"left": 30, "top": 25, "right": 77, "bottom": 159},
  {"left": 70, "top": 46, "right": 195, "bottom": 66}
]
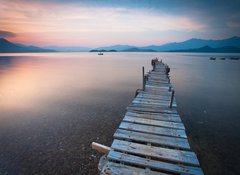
[{"left": 0, "top": 52, "right": 240, "bottom": 174}]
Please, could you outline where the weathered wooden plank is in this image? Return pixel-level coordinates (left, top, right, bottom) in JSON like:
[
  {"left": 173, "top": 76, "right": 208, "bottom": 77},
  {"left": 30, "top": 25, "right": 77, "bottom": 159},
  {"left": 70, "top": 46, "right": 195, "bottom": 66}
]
[
  {"left": 127, "top": 105, "right": 178, "bottom": 114},
  {"left": 132, "top": 99, "right": 177, "bottom": 107},
  {"left": 148, "top": 74, "right": 168, "bottom": 78},
  {"left": 129, "top": 102, "right": 172, "bottom": 109},
  {"left": 147, "top": 81, "right": 170, "bottom": 85},
  {"left": 114, "top": 129, "right": 190, "bottom": 149},
  {"left": 140, "top": 93, "right": 171, "bottom": 98},
  {"left": 107, "top": 151, "right": 204, "bottom": 175},
  {"left": 126, "top": 111, "right": 182, "bottom": 123},
  {"left": 136, "top": 93, "right": 173, "bottom": 100},
  {"left": 144, "top": 89, "right": 171, "bottom": 94},
  {"left": 133, "top": 97, "right": 176, "bottom": 104},
  {"left": 111, "top": 140, "right": 199, "bottom": 166},
  {"left": 147, "top": 80, "right": 169, "bottom": 84},
  {"left": 129, "top": 103, "right": 174, "bottom": 109},
  {"left": 119, "top": 122, "right": 187, "bottom": 138},
  {"left": 146, "top": 82, "right": 170, "bottom": 87},
  {"left": 131, "top": 102, "right": 176, "bottom": 109},
  {"left": 145, "top": 85, "right": 170, "bottom": 90},
  {"left": 135, "top": 96, "right": 174, "bottom": 103},
  {"left": 148, "top": 78, "right": 169, "bottom": 82},
  {"left": 145, "top": 85, "right": 169, "bottom": 92},
  {"left": 145, "top": 85, "right": 170, "bottom": 89},
  {"left": 123, "top": 116, "right": 185, "bottom": 129},
  {"left": 101, "top": 162, "right": 167, "bottom": 175},
  {"left": 139, "top": 91, "right": 172, "bottom": 96}
]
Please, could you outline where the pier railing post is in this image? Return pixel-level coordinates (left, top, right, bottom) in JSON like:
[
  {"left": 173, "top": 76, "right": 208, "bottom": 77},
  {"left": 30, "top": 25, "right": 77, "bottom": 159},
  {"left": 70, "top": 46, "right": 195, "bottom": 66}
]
[
  {"left": 142, "top": 66, "right": 145, "bottom": 90},
  {"left": 169, "top": 90, "right": 175, "bottom": 108}
]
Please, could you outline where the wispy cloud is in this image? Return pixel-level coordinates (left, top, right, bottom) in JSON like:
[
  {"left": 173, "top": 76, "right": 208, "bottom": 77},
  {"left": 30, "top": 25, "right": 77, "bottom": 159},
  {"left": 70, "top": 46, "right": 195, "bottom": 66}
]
[{"left": 0, "top": 0, "right": 239, "bottom": 46}]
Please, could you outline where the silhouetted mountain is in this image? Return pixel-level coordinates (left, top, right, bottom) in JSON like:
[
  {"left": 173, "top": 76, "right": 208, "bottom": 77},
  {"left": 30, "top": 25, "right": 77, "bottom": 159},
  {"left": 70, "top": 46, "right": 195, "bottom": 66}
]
[
  {"left": 0, "top": 38, "right": 55, "bottom": 53},
  {"left": 43, "top": 46, "right": 91, "bottom": 52},
  {"left": 90, "top": 49, "right": 117, "bottom": 52},
  {"left": 121, "top": 47, "right": 156, "bottom": 52},
  {"left": 92, "top": 36, "right": 240, "bottom": 52},
  {"left": 168, "top": 45, "right": 240, "bottom": 53},
  {"left": 141, "top": 36, "right": 240, "bottom": 51},
  {"left": 95, "top": 45, "right": 135, "bottom": 51}
]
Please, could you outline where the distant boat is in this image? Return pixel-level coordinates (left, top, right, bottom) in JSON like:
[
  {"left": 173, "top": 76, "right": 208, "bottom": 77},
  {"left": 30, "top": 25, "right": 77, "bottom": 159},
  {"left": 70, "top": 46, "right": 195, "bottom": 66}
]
[
  {"left": 210, "top": 57, "right": 216, "bottom": 60},
  {"left": 98, "top": 52, "right": 103, "bottom": 55}
]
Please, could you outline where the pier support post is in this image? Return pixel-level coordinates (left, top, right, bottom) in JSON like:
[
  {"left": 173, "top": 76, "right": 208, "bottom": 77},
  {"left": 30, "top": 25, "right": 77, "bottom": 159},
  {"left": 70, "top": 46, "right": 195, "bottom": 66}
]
[
  {"left": 169, "top": 90, "right": 175, "bottom": 108},
  {"left": 142, "top": 66, "right": 145, "bottom": 90}
]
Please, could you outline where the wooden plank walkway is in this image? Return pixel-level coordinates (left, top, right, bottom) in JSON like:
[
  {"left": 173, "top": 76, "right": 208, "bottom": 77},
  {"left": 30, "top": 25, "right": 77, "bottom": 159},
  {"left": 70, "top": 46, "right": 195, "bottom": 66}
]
[{"left": 99, "top": 60, "right": 204, "bottom": 175}]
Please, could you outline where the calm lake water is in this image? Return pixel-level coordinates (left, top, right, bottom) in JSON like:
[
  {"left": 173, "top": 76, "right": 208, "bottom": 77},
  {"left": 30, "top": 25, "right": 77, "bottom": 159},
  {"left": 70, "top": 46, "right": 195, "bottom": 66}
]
[{"left": 0, "top": 52, "right": 240, "bottom": 175}]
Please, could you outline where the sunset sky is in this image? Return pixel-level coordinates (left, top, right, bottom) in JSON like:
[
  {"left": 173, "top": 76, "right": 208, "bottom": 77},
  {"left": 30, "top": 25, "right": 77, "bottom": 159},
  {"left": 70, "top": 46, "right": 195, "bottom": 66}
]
[{"left": 0, "top": 0, "right": 240, "bottom": 47}]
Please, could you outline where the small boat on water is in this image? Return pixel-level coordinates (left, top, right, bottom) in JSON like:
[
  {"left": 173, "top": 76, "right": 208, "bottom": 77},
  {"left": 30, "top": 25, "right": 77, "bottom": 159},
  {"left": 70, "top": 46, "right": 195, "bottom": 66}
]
[
  {"left": 98, "top": 52, "right": 103, "bottom": 55},
  {"left": 210, "top": 57, "right": 216, "bottom": 60},
  {"left": 229, "top": 57, "right": 240, "bottom": 60}
]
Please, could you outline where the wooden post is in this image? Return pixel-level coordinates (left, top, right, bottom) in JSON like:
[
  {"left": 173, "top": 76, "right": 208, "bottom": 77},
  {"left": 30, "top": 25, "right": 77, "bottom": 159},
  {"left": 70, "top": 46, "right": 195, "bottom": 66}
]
[
  {"left": 169, "top": 90, "right": 175, "bottom": 108},
  {"left": 168, "top": 85, "right": 171, "bottom": 92},
  {"left": 92, "top": 142, "right": 110, "bottom": 154},
  {"left": 142, "top": 66, "right": 145, "bottom": 90}
]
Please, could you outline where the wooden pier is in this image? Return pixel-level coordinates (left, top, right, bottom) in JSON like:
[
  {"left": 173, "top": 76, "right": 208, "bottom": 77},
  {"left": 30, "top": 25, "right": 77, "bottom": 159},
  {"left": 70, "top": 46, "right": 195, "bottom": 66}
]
[{"left": 93, "top": 60, "right": 203, "bottom": 175}]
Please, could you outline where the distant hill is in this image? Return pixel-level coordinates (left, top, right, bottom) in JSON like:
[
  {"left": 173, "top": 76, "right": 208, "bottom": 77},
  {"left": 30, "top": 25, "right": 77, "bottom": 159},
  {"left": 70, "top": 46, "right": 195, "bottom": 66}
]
[
  {"left": 90, "top": 49, "right": 117, "bottom": 52},
  {"left": 121, "top": 47, "right": 156, "bottom": 52},
  {"left": 168, "top": 45, "right": 240, "bottom": 53},
  {"left": 141, "top": 36, "right": 240, "bottom": 51},
  {"left": 95, "top": 45, "right": 135, "bottom": 51},
  {"left": 43, "top": 46, "right": 91, "bottom": 52},
  {"left": 92, "top": 36, "right": 240, "bottom": 52},
  {"left": 0, "top": 38, "right": 55, "bottom": 53},
  {"left": 2, "top": 36, "right": 240, "bottom": 53}
]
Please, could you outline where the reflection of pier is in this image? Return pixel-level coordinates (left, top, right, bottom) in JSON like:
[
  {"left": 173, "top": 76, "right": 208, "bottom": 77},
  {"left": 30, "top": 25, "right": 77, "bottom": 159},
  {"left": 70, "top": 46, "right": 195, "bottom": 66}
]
[{"left": 92, "top": 60, "right": 204, "bottom": 175}]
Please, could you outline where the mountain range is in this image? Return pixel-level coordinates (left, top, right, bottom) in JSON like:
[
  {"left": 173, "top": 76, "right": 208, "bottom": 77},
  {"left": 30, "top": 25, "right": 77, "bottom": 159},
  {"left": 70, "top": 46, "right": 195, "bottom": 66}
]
[
  {"left": 0, "top": 36, "right": 240, "bottom": 53},
  {"left": 94, "top": 36, "right": 240, "bottom": 52},
  {"left": 43, "top": 46, "right": 91, "bottom": 52},
  {"left": 0, "top": 38, "right": 54, "bottom": 53},
  {"left": 168, "top": 45, "right": 240, "bottom": 53}
]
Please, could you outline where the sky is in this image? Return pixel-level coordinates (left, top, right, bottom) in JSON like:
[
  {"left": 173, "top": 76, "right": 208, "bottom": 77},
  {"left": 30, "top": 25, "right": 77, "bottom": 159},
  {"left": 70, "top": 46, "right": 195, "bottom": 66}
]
[{"left": 0, "top": 0, "right": 240, "bottom": 47}]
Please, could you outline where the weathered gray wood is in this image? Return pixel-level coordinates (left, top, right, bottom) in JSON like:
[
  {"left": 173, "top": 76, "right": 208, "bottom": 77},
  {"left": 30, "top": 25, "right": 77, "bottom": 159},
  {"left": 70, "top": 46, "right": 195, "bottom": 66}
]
[
  {"left": 129, "top": 103, "right": 175, "bottom": 109},
  {"left": 119, "top": 122, "right": 187, "bottom": 138},
  {"left": 127, "top": 105, "right": 178, "bottom": 114},
  {"left": 140, "top": 90, "right": 171, "bottom": 95},
  {"left": 146, "top": 82, "right": 170, "bottom": 87},
  {"left": 111, "top": 140, "right": 199, "bottom": 166},
  {"left": 123, "top": 116, "right": 184, "bottom": 129},
  {"left": 136, "top": 93, "right": 173, "bottom": 100},
  {"left": 107, "top": 151, "right": 204, "bottom": 175},
  {"left": 142, "top": 66, "right": 145, "bottom": 90},
  {"left": 101, "top": 162, "right": 167, "bottom": 175},
  {"left": 132, "top": 99, "right": 177, "bottom": 107},
  {"left": 145, "top": 85, "right": 170, "bottom": 89},
  {"left": 98, "top": 61, "right": 203, "bottom": 175},
  {"left": 126, "top": 111, "right": 182, "bottom": 123},
  {"left": 92, "top": 142, "right": 110, "bottom": 154},
  {"left": 114, "top": 129, "right": 190, "bottom": 149},
  {"left": 133, "top": 97, "right": 176, "bottom": 105},
  {"left": 145, "top": 85, "right": 170, "bottom": 90}
]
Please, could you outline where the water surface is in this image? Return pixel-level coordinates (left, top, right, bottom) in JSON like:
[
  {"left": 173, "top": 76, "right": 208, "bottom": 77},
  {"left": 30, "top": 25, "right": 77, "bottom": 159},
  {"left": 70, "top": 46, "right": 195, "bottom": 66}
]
[{"left": 0, "top": 52, "right": 240, "bottom": 174}]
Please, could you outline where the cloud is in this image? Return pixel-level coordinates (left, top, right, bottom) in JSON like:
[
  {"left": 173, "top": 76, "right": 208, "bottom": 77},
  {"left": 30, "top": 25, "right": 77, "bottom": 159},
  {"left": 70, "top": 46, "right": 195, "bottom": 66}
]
[
  {"left": 1, "top": 0, "right": 239, "bottom": 46},
  {"left": 0, "top": 31, "right": 17, "bottom": 38}
]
